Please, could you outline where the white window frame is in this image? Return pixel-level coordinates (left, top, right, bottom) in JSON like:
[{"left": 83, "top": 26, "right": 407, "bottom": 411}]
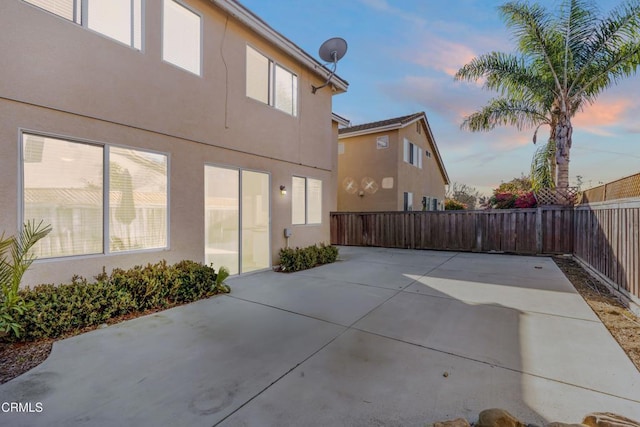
[
  {"left": 291, "top": 176, "right": 322, "bottom": 225},
  {"left": 20, "top": 130, "right": 170, "bottom": 259},
  {"left": 246, "top": 45, "right": 299, "bottom": 117},
  {"left": 404, "top": 138, "right": 422, "bottom": 168},
  {"left": 24, "top": 0, "right": 144, "bottom": 50},
  {"left": 162, "top": 0, "right": 202, "bottom": 75}
]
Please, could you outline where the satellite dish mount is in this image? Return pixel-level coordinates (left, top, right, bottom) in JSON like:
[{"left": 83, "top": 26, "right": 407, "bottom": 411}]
[{"left": 312, "top": 37, "right": 347, "bottom": 94}]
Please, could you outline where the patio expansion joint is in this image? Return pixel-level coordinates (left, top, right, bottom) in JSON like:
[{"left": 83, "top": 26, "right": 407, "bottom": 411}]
[
  {"left": 395, "top": 289, "right": 603, "bottom": 324},
  {"left": 217, "top": 268, "right": 433, "bottom": 425},
  {"left": 350, "top": 328, "right": 640, "bottom": 406}
]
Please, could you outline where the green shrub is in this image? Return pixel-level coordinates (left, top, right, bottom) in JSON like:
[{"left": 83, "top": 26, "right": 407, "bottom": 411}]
[
  {"left": 279, "top": 243, "right": 338, "bottom": 272},
  {"left": 445, "top": 199, "right": 467, "bottom": 210},
  {"left": 0, "top": 220, "right": 51, "bottom": 338},
  {"left": 6, "top": 260, "right": 230, "bottom": 343}
]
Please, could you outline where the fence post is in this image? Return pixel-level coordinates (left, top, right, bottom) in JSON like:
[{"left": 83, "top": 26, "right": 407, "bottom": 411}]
[
  {"left": 536, "top": 207, "right": 543, "bottom": 254},
  {"left": 474, "top": 213, "right": 482, "bottom": 252}
]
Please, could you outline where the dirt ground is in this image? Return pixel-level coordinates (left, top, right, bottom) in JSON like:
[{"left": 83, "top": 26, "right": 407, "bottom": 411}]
[{"left": 1, "top": 256, "right": 639, "bottom": 384}]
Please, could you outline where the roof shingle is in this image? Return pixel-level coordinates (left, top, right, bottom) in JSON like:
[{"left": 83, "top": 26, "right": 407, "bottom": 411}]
[{"left": 338, "top": 112, "right": 425, "bottom": 135}]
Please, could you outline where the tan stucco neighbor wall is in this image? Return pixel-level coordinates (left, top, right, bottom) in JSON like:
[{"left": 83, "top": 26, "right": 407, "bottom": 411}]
[
  {"left": 396, "top": 123, "right": 447, "bottom": 211},
  {"left": 337, "top": 131, "right": 399, "bottom": 212},
  {"left": 337, "top": 118, "right": 446, "bottom": 212},
  {"left": 0, "top": 0, "right": 344, "bottom": 286}
]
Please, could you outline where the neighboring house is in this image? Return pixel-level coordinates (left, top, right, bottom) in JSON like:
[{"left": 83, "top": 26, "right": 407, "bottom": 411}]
[
  {"left": 0, "top": 0, "right": 347, "bottom": 285},
  {"left": 337, "top": 112, "right": 449, "bottom": 212}
]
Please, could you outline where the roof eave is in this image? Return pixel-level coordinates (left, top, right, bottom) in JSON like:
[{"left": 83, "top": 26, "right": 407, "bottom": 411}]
[
  {"left": 339, "top": 123, "right": 402, "bottom": 139},
  {"left": 210, "top": 0, "right": 349, "bottom": 94}
]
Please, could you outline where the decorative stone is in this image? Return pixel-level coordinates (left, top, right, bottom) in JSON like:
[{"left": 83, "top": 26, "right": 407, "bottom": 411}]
[
  {"left": 582, "top": 413, "right": 640, "bottom": 427},
  {"left": 477, "top": 409, "right": 526, "bottom": 427},
  {"left": 432, "top": 417, "right": 470, "bottom": 427},
  {"left": 546, "top": 423, "right": 588, "bottom": 427}
]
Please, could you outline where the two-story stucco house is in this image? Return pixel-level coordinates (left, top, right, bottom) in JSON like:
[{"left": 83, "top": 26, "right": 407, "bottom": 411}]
[
  {"left": 0, "top": 0, "right": 347, "bottom": 285},
  {"left": 337, "top": 112, "right": 449, "bottom": 212}
]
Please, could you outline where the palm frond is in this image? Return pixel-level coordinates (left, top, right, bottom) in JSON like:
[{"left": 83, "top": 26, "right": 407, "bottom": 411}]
[
  {"left": 499, "top": 1, "right": 565, "bottom": 93},
  {"left": 461, "top": 98, "right": 550, "bottom": 132},
  {"left": 568, "top": 0, "right": 640, "bottom": 97},
  {"left": 531, "top": 139, "right": 556, "bottom": 191}
]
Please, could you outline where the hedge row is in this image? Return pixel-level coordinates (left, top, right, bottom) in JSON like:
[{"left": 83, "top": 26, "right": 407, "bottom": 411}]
[
  {"left": 7, "top": 260, "right": 229, "bottom": 342},
  {"left": 278, "top": 244, "right": 339, "bottom": 272}
]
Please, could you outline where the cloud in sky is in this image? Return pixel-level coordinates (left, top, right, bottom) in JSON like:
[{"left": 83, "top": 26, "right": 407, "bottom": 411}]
[
  {"left": 356, "top": 0, "right": 426, "bottom": 26},
  {"left": 403, "top": 37, "right": 477, "bottom": 77},
  {"left": 573, "top": 98, "right": 634, "bottom": 136}
]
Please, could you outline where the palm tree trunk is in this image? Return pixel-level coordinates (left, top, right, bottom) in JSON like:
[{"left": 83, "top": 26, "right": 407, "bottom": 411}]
[{"left": 555, "top": 113, "right": 572, "bottom": 189}]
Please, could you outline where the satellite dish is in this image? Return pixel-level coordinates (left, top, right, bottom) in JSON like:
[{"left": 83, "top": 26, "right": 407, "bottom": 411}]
[
  {"left": 318, "top": 37, "right": 348, "bottom": 63},
  {"left": 312, "top": 37, "right": 348, "bottom": 94}
]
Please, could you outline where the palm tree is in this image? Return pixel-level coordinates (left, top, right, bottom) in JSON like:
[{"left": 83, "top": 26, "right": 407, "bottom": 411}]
[{"left": 455, "top": 0, "right": 640, "bottom": 190}]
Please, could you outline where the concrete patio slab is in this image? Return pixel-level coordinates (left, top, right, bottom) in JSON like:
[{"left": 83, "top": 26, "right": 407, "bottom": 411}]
[
  {"left": 0, "top": 297, "right": 345, "bottom": 427},
  {"left": 353, "top": 291, "right": 640, "bottom": 401},
  {"left": 227, "top": 272, "right": 398, "bottom": 325},
  {"left": 1, "top": 246, "right": 639, "bottom": 426},
  {"left": 404, "top": 271, "right": 598, "bottom": 320},
  {"left": 293, "top": 258, "right": 437, "bottom": 290},
  {"left": 220, "top": 329, "right": 640, "bottom": 427}
]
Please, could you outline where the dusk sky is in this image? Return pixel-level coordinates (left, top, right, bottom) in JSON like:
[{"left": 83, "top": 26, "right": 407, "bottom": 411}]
[{"left": 240, "top": 0, "right": 640, "bottom": 196}]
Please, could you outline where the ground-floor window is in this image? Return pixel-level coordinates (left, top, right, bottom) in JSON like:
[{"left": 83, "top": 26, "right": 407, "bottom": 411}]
[
  {"left": 292, "top": 176, "right": 322, "bottom": 225},
  {"left": 204, "top": 165, "right": 270, "bottom": 275},
  {"left": 403, "top": 192, "right": 413, "bottom": 211},
  {"left": 22, "top": 133, "right": 168, "bottom": 258}
]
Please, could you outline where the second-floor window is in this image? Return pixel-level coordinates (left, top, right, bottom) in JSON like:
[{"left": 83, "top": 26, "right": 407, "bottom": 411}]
[
  {"left": 246, "top": 46, "right": 298, "bottom": 116},
  {"left": 163, "top": 0, "right": 201, "bottom": 75},
  {"left": 404, "top": 138, "right": 422, "bottom": 169},
  {"left": 24, "top": 0, "right": 143, "bottom": 50}
]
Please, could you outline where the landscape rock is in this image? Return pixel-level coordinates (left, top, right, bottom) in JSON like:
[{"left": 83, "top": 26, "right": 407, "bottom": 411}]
[
  {"left": 582, "top": 413, "right": 640, "bottom": 427},
  {"left": 545, "top": 423, "right": 588, "bottom": 427},
  {"left": 432, "top": 417, "right": 470, "bottom": 427},
  {"left": 476, "top": 409, "right": 526, "bottom": 427}
]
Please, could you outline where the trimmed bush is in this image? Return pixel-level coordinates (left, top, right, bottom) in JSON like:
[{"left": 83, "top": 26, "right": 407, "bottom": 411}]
[
  {"left": 279, "top": 243, "right": 338, "bottom": 272},
  {"left": 445, "top": 199, "right": 467, "bottom": 210},
  {"left": 6, "top": 260, "right": 230, "bottom": 343}
]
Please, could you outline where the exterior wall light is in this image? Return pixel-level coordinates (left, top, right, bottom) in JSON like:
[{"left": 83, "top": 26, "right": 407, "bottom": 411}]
[{"left": 280, "top": 185, "right": 287, "bottom": 195}]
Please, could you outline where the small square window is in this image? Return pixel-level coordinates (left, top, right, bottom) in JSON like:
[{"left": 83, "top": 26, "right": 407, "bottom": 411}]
[
  {"left": 381, "top": 177, "right": 394, "bottom": 189},
  {"left": 376, "top": 135, "right": 389, "bottom": 149}
]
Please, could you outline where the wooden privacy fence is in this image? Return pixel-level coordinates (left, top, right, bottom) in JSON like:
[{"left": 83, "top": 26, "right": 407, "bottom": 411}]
[
  {"left": 330, "top": 200, "right": 640, "bottom": 306},
  {"left": 574, "top": 199, "right": 640, "bottom": 305},
  {"left": 330, "top": 207, "right": 574, "bottom": 254}
]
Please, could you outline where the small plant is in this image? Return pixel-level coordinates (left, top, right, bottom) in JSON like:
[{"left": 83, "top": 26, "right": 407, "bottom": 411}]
[
  {"left": 514, "top": 191, "right": 537, "bottom": 208},
  {"left": 445, "top": 199, "right": 467, "bottom": 210},
  {"left": 0, "top": 220, "right": 52, "bottom": 338},
  {"left": 279, "top": 243, "right": 338, "bottom": 272}
]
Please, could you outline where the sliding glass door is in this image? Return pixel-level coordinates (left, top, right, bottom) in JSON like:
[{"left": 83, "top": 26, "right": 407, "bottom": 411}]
[{"left": 204, "top": 166, "right": 270, "bottom": 275}]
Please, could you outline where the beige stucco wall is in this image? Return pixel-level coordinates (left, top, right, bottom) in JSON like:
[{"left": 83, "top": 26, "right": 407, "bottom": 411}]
[
  {"left": 396, "top": 122, "right": 447, "bottom": 211},
  {"left": 0, "top": 0, "right": 340, "bottom": 286},
  {"left": 337, "top": 120, "right": 446, "bottom": 212},
  {"left": 337, "top": 131, "right": 399, "bottom": 212}
]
